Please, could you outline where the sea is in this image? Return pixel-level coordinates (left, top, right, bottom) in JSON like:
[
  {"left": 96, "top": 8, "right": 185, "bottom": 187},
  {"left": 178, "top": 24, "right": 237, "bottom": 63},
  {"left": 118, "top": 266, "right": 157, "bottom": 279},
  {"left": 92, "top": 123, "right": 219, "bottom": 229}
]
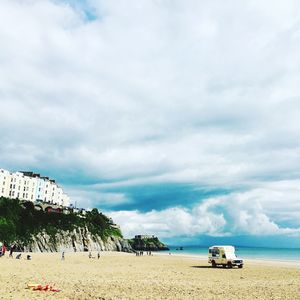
[{"left": 166, "top": 245, "right": 300, "bottom": 261}]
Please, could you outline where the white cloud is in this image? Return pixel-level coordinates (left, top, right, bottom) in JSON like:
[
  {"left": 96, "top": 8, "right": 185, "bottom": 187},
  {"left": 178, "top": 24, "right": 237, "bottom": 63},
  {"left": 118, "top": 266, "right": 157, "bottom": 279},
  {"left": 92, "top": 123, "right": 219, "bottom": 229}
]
[
  {"left": 67, "top": 187, "right": 130, "bottom": 209},
  {"left": 109, "top": 207, "right": 227, "bottom": 239},
  {"left": 0, "top": 0, "right": 300, "bottom": 237},
  {"left": 109, "top": 180, "right": 300, "bottom": 238},
  {"left": 1, "top": 0, "right": 300, "bottom": 187}
]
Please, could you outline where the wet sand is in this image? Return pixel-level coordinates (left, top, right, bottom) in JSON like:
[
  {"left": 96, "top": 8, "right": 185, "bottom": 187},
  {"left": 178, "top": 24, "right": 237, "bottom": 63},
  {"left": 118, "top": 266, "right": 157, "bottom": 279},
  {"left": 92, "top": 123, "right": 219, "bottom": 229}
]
[{"left": 0, "top": 251, "right": 300, "bottom": 299}]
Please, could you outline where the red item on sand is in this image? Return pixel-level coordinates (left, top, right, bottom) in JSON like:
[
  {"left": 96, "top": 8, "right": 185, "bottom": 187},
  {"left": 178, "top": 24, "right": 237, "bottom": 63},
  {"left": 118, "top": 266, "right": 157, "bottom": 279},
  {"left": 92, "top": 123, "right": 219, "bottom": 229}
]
[{"left": 31, "top": 284, "right": 61, "bottom": 292}]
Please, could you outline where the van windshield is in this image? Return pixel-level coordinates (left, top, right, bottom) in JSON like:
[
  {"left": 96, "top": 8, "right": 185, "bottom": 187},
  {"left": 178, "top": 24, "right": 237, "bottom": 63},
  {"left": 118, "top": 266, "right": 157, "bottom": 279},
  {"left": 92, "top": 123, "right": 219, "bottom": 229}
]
[{"left": 209, "top": 249, "right": 220, "bottom": 257}]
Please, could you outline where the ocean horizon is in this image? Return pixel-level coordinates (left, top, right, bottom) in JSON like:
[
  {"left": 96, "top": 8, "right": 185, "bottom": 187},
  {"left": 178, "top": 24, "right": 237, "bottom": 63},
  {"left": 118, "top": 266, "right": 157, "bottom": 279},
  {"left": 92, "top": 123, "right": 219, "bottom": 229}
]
[{"left": 166, "top": 245, "right": 300, "bottom": 261}]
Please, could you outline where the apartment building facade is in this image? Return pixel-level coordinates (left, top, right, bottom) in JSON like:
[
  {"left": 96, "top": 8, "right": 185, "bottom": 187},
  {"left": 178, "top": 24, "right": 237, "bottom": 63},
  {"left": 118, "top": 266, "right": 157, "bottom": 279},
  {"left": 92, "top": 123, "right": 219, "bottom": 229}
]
[
  {"left": 0, "top": 169, "right": 10, "bottom": 198},
  {"left": 0, "top": 169, "right": 70, "bottom": 206}
]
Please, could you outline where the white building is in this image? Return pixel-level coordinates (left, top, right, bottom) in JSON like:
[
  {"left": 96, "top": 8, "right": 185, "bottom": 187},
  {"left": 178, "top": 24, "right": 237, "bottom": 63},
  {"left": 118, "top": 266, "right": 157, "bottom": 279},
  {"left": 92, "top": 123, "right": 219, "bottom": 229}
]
[
  {"left": 0, "top": 168, "right": 70, "bottom": 207},
  {"left": 0, "top": 169, "right": 10, "bottom": 198},
  {"left": 9, "top": 171, "right": 25, "bottom": 200},
  {"left": 35, "top": 176, "right": 45, "bottom": 201}
]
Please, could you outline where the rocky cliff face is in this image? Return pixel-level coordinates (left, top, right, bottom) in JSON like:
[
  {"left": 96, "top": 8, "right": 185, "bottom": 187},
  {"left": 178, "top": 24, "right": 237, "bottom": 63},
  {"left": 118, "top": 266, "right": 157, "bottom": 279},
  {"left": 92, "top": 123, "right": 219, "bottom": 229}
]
[
  {"left": 129, "top": 236, "right": 169, "bottom": 251},
  {"left": 22, "top": 227, "right": 132, "bottom": 253}
]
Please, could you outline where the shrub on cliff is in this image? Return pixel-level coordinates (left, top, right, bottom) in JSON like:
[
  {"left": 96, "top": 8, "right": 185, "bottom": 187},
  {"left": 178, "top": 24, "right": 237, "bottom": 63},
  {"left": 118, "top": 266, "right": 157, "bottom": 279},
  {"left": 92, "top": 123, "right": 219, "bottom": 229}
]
[
  {"left": 128, "top": 236, "right": 169, "bottom": 251},
  {"left": 0, "top": 197, "right": 122, "bottom": 246}
]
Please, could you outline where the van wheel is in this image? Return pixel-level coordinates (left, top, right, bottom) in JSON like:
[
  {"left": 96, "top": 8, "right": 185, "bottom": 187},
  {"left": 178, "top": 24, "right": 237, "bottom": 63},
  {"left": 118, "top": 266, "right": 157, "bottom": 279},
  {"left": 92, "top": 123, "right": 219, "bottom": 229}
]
[
  {"left": 227, "top": 262, "right": 232, "bottom": 268},
  {"left": 238, "top": 265, "right": 243, "bottom": 268},
  {"left": 222, "top": 264, "right": 226, "bottom": 268},
  {"left": 212, "top": 260, "right": 216, "bottom": 268}
]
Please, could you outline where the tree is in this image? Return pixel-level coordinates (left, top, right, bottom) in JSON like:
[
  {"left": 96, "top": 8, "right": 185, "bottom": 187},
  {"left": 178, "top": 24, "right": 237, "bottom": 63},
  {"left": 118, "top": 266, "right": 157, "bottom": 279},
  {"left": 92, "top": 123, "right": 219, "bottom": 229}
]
[{"left": 0, "top": 217, "right": 16, "bottom": 244}]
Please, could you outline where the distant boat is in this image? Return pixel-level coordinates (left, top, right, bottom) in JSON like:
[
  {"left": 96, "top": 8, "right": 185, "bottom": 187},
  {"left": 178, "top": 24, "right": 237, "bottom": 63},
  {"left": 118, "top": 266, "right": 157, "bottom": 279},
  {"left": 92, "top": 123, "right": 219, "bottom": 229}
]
[{"left": 175, "top": 247, "right": 184, "bottom": 251}]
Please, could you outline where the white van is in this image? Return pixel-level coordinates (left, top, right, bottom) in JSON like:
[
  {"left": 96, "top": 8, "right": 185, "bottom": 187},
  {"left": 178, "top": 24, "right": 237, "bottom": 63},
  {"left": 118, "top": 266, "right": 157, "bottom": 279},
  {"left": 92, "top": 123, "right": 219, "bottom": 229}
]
[{"left": 208, "top": 245, "right": 243, "bottom": 268}]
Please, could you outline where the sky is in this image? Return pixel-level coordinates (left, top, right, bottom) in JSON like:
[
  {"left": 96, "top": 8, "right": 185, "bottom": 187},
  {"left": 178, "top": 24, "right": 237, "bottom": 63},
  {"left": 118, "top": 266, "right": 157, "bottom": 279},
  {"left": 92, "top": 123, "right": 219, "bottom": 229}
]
[{"left": 1, "top": 0, "right": 300, "bottom": 247}]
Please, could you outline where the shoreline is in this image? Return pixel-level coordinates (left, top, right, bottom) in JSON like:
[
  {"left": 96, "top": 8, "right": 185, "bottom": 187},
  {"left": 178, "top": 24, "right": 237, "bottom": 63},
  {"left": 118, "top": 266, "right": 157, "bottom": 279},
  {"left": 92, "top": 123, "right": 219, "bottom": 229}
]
[
  {"left": 9, "top": 249, "right": 300, "bottom": 268},
  {"left": 154, "top": 251, "right": 300, "bottom": 267}
]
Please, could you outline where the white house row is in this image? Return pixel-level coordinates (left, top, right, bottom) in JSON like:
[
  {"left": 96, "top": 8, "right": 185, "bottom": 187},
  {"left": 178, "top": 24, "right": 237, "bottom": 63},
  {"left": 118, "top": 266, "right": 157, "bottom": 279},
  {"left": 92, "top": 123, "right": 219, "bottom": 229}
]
[{"left": 0, "top": 169, "right": 70, "bottom": 207}]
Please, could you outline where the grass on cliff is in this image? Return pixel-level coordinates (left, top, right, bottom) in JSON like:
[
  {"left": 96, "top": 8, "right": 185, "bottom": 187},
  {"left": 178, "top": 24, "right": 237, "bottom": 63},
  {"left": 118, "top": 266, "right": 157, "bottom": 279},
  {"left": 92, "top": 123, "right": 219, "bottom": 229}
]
[
  {"left": 0, "top": 197, "right": 122, "bottom": 246},
  {"left": 128, "top": 236, "right": 169, "bottom": 251}
]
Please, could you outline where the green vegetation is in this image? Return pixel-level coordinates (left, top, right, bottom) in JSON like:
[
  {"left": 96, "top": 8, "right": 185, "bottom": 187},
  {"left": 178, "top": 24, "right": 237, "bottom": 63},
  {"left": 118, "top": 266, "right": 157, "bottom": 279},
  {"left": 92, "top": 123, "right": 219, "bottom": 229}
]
[
  {"left": 0, "top": 197, "right": 122, "bottom": 246},
  {"left": 128, "top": 236, "right": 169, "bottom": 251}
]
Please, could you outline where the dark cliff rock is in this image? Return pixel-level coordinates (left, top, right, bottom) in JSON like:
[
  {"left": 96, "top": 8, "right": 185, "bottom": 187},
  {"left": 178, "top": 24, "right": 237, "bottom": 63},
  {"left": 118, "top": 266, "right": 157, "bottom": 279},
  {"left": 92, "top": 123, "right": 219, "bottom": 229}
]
[{"left": 128, "top": 236, "right": 169, "bottom": 251}]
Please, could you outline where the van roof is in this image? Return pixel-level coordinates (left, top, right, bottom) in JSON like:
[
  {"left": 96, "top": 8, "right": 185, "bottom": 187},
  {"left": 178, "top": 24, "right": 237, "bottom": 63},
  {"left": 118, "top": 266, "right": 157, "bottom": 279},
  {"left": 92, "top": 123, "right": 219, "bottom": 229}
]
[{"left": 209, "top": 245, "right": 235, "bottom": 250}]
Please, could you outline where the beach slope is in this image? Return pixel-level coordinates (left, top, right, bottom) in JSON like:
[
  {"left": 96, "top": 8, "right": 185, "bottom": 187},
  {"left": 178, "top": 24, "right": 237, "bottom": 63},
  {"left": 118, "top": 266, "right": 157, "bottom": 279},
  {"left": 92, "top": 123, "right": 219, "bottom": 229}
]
[{"left": 0, "top": 252, "right": 299, "bottom": 299}]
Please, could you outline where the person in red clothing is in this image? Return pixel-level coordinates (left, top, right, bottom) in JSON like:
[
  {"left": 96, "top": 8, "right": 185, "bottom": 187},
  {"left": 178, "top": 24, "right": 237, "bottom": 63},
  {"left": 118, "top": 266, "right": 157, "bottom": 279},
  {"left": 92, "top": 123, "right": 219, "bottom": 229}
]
[{"left": 1, "top": 244, "right": 6, "bottom": 256}]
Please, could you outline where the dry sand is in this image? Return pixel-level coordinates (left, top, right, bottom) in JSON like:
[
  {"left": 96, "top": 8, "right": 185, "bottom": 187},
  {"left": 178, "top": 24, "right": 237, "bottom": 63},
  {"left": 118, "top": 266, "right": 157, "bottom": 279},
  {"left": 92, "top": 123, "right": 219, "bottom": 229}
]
[{"left": 0, "top": 251, "right": 300, "bottom": 299}]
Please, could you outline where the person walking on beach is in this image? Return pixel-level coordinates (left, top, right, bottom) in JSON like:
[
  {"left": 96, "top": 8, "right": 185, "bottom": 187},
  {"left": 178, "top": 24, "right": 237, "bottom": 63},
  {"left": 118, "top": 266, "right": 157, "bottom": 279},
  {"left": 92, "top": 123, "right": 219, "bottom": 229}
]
[
  {"left": 61, "top": 251, "right": 65, "bottom": 261},
  {"left": 9, "top": 244, "right": 15, "bottom": 258},
  {"left": 97, "top": 252, "right": 100, "bottom": 259}
]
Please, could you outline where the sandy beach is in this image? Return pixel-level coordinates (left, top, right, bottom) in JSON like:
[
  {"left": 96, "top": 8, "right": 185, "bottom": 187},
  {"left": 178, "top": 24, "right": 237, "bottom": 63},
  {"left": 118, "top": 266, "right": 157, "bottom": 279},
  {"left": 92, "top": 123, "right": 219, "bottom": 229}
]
[{"left": 0, "top": 251, "right": 300, "bottom": 300}]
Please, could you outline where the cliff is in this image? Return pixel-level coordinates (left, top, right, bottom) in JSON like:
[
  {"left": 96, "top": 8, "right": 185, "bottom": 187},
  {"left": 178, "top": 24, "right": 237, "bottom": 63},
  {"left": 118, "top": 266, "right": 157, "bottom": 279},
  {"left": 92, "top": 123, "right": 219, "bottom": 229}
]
[
  {"left": 0, "top": 197, "right": 132, "bottom": 252},
  {"left": 24, "top": 228, "right": 132, "bottom": 252},
  {"left": 129, "top": 236, "right": 169, "bottom": 251}
]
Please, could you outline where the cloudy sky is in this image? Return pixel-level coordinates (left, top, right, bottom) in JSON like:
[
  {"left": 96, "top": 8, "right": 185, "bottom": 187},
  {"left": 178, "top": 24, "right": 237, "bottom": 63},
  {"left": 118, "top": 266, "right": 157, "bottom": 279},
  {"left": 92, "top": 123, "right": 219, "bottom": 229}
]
[{"left": 1, "top": 0, "right": 300, "bottom": 246}]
